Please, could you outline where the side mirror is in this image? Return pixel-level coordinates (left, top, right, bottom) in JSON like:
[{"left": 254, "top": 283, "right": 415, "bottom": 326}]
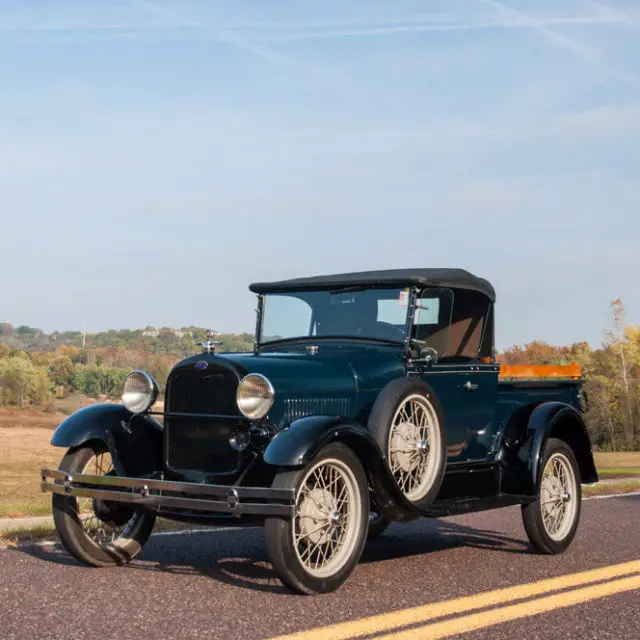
[{"left": 419, "top": 346, "right": 439, "bottom": 366}]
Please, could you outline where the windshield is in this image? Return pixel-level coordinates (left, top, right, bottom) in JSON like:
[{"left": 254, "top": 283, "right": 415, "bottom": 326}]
[{"left": 260, "top": 288, "right": 411, "bottom": 344}]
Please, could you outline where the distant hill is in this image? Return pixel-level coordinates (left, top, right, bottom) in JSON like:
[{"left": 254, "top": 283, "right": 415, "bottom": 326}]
[{"left": 0, "top": 323, "right": 254, "bottom": 357}]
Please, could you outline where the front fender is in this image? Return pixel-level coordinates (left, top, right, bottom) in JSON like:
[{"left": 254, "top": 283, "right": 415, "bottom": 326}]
[
  {"left": 51, "top": 404, "right": 163, "bottom": 477},
  {"left": 502, "top": 402, "right": 598, "bottom": 496},
  {"left": 264, "top": 416, "right": 420, "bottom": 522}
]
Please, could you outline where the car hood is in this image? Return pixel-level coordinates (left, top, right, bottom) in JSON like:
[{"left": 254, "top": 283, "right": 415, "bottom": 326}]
[{"left": 223, "top": 342, "right": 405, "bottom": 424}]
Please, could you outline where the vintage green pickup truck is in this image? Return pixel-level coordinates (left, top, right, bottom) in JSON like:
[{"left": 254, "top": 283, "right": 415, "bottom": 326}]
[{"left": 41, "top": 268, "right": 597, "bottom": 594}]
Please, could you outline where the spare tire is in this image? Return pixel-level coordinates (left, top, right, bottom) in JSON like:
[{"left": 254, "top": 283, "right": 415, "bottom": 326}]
[{"left": 367, "top": 378, "right": 446, "bottom": 510}]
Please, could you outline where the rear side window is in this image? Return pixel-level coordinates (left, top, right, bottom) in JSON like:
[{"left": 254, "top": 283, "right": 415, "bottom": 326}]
[
  {"left": 413, "top": 288, "right": 454, "bottom": 355},
  {"left": 412, "top": 288, "right": 490, "bottom": 361}
]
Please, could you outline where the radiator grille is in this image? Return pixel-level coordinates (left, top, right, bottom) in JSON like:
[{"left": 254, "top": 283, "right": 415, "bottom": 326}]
[{"left": 165, "top": 369, "right": 241, "bottom": 475}]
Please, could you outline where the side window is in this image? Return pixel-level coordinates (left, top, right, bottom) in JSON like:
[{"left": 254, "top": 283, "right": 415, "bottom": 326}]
[
  {"left": 413, "top": 289, "right": 490, "bottom": 361},
  {"left": 414, "top": 297, "right": 440, "bottom": 326},
  {"left": 413, "top": 288, "right": 454, "bottom": 355}
]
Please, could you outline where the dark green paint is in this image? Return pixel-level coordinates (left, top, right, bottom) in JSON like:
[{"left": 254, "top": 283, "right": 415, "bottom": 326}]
[{"left": 50, "top": 403, "right": 163, "bottom": 477}]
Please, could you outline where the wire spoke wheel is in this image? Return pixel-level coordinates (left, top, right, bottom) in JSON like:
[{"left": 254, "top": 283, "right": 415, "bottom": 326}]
[
  {"left": 74, "top": 451, "right": 140, "bottom": 549},
  {"left": 540, "top": 452, "right": 578, "bottom": 542},
  {"left": 387, "top": 393, "right": 442, "bottom": 502},
  {"left": 521, "top": 437, "right": 582, "bottom": 555},
  {"left": 293, "top": 458, "right": 361, "bottom": 579},
  {"left": 52, "top": 444, "right": 156, "bottom": 567},
  {"left": 265, "top": 442, "right": 368, "bottom": 594}
]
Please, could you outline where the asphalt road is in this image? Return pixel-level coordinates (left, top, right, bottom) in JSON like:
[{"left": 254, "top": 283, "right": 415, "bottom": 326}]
[{"left": 1, "top": 493, "right": 638, "bottom": 640}]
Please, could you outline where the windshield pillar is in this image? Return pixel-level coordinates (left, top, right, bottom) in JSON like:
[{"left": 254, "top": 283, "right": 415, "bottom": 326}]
[
  {"left": 402, "top": 286, "right": 419, "bottom": 358},
  {"left": 254, "top": 293, "right": 264, "bottom": 354}
]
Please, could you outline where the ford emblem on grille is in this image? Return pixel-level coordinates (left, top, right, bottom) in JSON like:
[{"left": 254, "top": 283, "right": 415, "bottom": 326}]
[{"left": 195, "top": 360, "right": 209, "bottom": 370}]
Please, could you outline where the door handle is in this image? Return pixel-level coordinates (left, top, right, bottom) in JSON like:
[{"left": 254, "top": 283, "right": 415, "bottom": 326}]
[{"left": 464, "top": 381, "right": 479, "bottom": 392}]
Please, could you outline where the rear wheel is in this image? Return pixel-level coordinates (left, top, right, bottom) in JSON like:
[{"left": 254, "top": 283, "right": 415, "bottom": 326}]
[
  {"left": 265, "top": 442, "right": 369, "bottom": 595},
  {"left": 52, "top": 443, "right": 156, "bottom": 567},
  {"left": 521, "top": 437, "right": 582, "bottom": 554}
]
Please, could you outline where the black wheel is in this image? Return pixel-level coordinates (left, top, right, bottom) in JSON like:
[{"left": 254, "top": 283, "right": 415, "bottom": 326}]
[
  {"left": 367, "top": 512, "right": 391, "bottom": 540},
  {"left": 367, "top": 378, "right": 446, "bottom": 509},
  {"left": 265, "top": 442, "right": 370, "bottom": 595},
  {"left": 52, "top": 443, "right": 156, "bottom": 567},
  {"left": 521, "top": 437, "right": 582, "bottom": 554}
]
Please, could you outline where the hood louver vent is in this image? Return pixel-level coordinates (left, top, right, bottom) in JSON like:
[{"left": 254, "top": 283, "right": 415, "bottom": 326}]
[{"left": 284, "top": 397, "right": 351, "bottom": 422}]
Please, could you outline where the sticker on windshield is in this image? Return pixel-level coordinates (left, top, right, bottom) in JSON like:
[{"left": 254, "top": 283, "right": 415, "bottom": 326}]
[{"left": 398, "top": 290, "right": 409, "bottom": 307}]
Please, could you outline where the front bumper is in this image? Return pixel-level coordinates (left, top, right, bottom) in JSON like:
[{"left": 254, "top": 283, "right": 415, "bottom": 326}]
[{"left": 40, "top": 468, "right": 295, "bottom": 518}]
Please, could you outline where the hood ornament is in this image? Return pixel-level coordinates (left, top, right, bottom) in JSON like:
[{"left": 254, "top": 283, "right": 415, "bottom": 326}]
[{"left": 197, "top": 329, "right": 223, "bottom": 354}]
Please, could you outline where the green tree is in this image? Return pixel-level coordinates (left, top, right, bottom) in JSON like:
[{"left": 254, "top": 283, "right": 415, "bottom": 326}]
[
  {"left": 50, "top": 355, "right": 75, "bottom": 394},
  {"left": 0, "top": 356, "right": 52, "bottom": 407}
]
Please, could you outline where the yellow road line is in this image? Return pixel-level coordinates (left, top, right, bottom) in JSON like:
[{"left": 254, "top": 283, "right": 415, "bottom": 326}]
[
  {"left": 377, "top": 574, "right": 640, "bottom": 639},
  {"left": 270, "top": 560, "right": 640, "bottom": 640}
]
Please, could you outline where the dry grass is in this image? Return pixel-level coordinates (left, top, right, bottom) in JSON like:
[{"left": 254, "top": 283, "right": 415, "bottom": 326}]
[
  {"left": 0, "top": 425, "right": 61, "bottom": 518},
  {"left": 583, "top": 479, "right": 640, "bottom": 497},
  {"left": 593, "top": 452, "right": 640, "bottom": 468},
  {"left": 0, "top": 408, "right": 62, "bottom": 430},
  {"left": 593, "top": 452, "right": 640, "bottom": 478}
]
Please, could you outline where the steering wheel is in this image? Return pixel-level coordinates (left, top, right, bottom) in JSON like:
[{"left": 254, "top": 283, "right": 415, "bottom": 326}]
[{"left": 355, "top": 321, "right": 405, "bottom": 341}]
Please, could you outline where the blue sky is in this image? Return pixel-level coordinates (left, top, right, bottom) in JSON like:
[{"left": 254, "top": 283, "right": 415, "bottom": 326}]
[{"left": 1, "top": 0, "right": 639, "bottom": 350}]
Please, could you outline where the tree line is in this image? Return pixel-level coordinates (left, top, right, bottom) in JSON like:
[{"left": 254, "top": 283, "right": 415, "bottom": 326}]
[
  {"left": 1, "top": 301, "right": 639, "bottom": 450},
  {"left": 498, "top": 300, "right": 639, "bottom": 451},
  {"left": 0, "top": 327, "right": 254, "bottom": 408}
]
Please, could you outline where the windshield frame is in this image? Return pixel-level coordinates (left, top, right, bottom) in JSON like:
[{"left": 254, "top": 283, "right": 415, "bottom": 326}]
[{"left": 253, "top": 286, "right": 415, "bottom": 352}]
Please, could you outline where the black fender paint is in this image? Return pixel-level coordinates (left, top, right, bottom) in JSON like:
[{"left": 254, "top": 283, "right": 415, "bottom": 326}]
[
  {"left": 50, "top": 404, "right": 163, "bottom": 477},
  {"left": 501, "top": 401, "right": 598, "bottom": 497},
  {"left": 263, "top": 415, "right": 420, "bottom": 522}
]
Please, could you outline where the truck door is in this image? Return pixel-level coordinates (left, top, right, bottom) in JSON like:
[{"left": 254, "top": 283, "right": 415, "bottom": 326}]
[{"left": 412, "top": 288, "right": 498, "bottom": 463}]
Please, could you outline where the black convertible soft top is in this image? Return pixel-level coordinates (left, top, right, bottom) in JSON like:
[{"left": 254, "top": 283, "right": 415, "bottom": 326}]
[{"left": 250, "top": 268, "right": 496, "bottom": 302}]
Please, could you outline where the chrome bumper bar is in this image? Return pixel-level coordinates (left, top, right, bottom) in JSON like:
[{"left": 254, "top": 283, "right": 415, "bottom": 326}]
[{"left": 40, "top": 468, "right": 295, "bottom": 517}]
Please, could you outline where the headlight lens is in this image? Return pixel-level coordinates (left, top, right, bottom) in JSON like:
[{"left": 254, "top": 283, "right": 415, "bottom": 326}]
[
  {"left": 236, "top": 374, "right": 275, "bottom": 419},
  {"left": 121, "top": 370, "right": 159, "bottom": 414}
]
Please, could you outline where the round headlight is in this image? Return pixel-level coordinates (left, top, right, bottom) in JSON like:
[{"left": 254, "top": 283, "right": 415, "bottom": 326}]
[
  {"left": 236, "top": 374, "right": 275, "bottom": 420},
  {"left": 122, "top": 370, "right": 159, "bottom": 414}
]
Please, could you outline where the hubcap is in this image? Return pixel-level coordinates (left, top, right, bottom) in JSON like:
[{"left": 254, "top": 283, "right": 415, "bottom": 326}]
[{"left": 388, "top": 394, "right": 442, "bottom": 501}]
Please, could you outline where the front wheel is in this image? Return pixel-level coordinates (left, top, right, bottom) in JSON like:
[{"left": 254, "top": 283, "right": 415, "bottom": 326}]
[
  {"left": 521, "top": 437, "right": 582, "bottom": 554},
  {"left": 265, "top": 442, "right": 369, "bottom": 595},
  {"left": 52, "top": 443, "right": 156, "bottom": 567}
]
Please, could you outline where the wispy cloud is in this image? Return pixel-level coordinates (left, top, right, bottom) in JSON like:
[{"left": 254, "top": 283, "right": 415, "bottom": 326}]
[
  {"left": 133, "top": 0, "right": 299, "bottom": 68},
  {"left": 584, "top": 0, "right": 640, "bottom": 27},
  {"left": 480, "top": 0, "right": 640, "bottom": 89},
  {"left": 558, "top": 103, "right": 640, "bottom": 136},
  {"left": 253, "top": 14, "right": 626, "bottom": 41},
  {"left": 0, "top": 9, "right": 626, "bottom": 43}
]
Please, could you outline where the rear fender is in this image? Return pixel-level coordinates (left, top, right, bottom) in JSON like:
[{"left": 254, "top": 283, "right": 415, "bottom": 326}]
[
  {"left": 263, "top": 416, "right": 420, "bottom": 522},
  {"left": 501, "top": 402, "right": 598, "bottom": 497},
  {"left": 51, "top": 404, "right": 163, "bottom": 477}
]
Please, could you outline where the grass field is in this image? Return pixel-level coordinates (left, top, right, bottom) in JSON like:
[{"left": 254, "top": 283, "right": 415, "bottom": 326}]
[
  {"left": 592, "top": 452, "right": 640, "bottom": 478},
  {"left": 0, "top": 426, "right": 61, "bottom": 517},
  {"left": 1, "top": 409, "right": 639, "bottom": 521}
]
